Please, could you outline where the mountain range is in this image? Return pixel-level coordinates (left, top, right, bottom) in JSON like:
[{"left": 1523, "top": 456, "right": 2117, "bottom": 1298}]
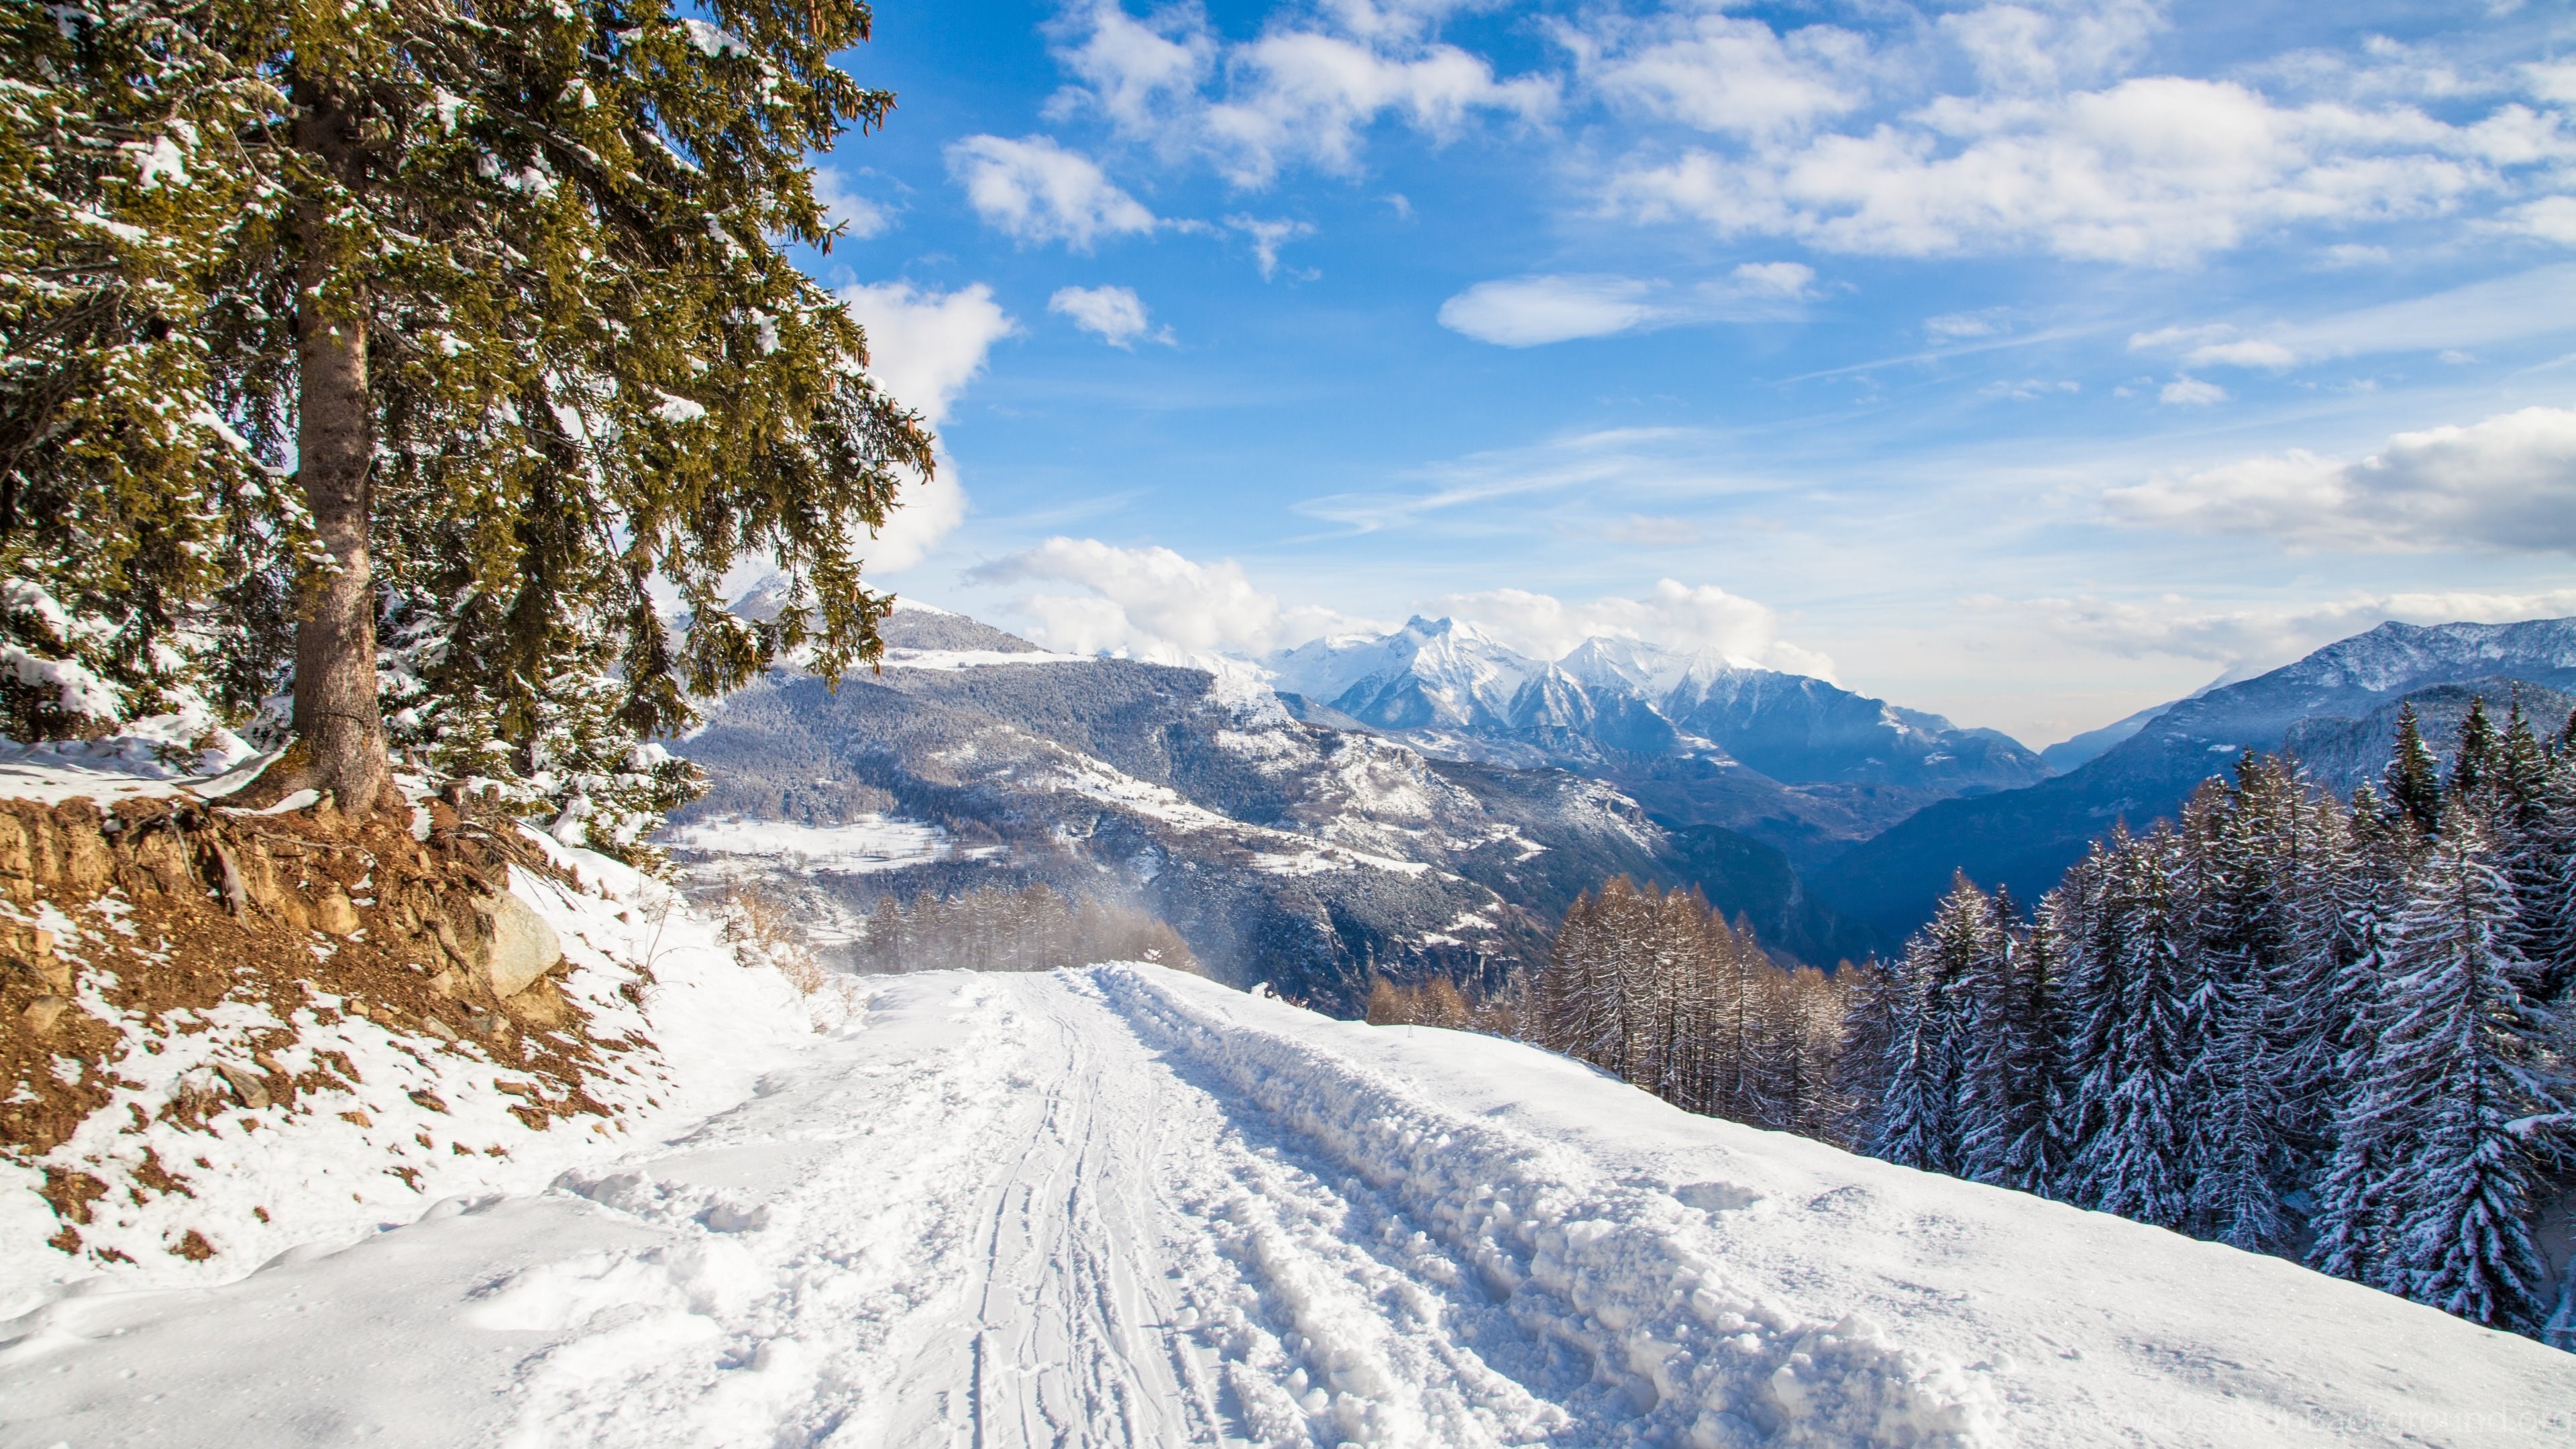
[
  {"left": 665, "top": 606, "right": 1882, "bottom": 1009},
  {"left": 1266, "top": 616, "right": 2048, "bottom": 867},
  {"left": 1817, "top": 618, "right": 2576, "bottom": 934},
  {"left": 676, "top": 597, "right": 2576, "bottom": 994}
]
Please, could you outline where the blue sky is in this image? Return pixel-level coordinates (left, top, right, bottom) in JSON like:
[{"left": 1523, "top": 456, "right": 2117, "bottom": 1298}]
[{"left": 794, "top": 0, "right": 2576, "bottom": 747}]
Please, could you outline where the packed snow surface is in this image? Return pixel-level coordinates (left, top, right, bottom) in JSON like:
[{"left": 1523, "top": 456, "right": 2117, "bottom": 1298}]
[{"left": 5, "top": 967, "right": 2571, "bottom": 1447}]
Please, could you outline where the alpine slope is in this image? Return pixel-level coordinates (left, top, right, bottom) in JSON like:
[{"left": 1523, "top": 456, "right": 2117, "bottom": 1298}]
[{"left": 5, "top": 965, "right": 2572, "bottom": 1448}]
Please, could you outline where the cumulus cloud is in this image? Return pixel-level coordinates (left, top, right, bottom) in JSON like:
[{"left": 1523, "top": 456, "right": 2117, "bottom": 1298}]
[
  {"left": 946, "top": 134, "right": 1157, "bottom": 248},
  {"left": 1608, "top": 75, "right": 2570, "bottom": 265},
  {"left": 1048, "top": 284, "right": 1172, "bottom": 347},
  {"left": 2159, "top": 376, "right": 2229, "bottom": 406},
  {"left": 1562, "top": 10, "right": 1871, "bottom": 138},
  {"left": 835, "top": 282, "right": 1019, "bottom": 570},
  {"left": 2104, "top": 404, "right": 2576, "bottom": 554},
  {"left": 1437, "top": 264, "right": 1817, "bottom": 347},
  {"left": 1046, "top": 0, "right": 1553, "bottom": 188},
  {"left": 810, "top": 167, "right": 893, "bottom": 240},
  {"left": 1426, "top": 580, "right": 1835, "bottom": 679},
  {"left": 963, "top": 538, "right": 1381, "bottom": 661}
]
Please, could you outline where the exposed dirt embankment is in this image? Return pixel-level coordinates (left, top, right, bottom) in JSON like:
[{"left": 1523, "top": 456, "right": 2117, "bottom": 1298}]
[{"left": 0, "top": 788, "right": 638, "bottom": 1265}]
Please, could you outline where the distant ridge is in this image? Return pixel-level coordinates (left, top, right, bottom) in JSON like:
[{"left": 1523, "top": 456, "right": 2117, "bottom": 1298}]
[{"left": 1817, "top": 616, "right": 2576, "bottom": 937}]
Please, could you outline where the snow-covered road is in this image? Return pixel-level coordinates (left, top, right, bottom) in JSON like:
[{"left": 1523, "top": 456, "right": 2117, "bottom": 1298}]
[{"left": 5, "top": 966, "right": 2571, "bottom": 1448}]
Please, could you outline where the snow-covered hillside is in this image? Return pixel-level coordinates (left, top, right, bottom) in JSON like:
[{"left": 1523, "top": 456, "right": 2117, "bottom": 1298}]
[{"left": 7, "top": 964, "right": 2567, "bottom": 1447}]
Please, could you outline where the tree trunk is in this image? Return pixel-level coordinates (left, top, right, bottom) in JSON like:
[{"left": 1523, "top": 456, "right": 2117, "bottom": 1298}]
[{"left": 250, "top": 80, "right": 390, "bottom": 817}]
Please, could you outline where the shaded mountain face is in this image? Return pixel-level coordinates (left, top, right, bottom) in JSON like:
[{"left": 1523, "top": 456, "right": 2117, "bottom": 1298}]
[
  {"left": 670, "top": 627, "right": 1883, "bottom": 1010},
  {"left": 2282, "top": 678, "right": 2576, "bottom": 798},
  {"left": 1817, "top": 617, "right": 2576, "bottom": 940},
  {"left": 1268, "top": 619, "right": 2049, "bottom": 867}
]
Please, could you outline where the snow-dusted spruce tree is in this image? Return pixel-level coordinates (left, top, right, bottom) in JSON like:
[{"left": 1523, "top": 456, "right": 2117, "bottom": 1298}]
[
  {"left": 2068, "top": 830, "right": 2200, "bottom": 1229},
  {"left": 14, "top": 0, "right": 933, "bottom": 837},
  {"left": 1993, "top": 898, "right": 2076, "bottom": 1196},
  {"left": 2387, "top": 701, "right": 2444, "bottom": 836},
  {"left": 2180, "top": 765, "right": 2296, "bottom": 1250},
  {"left": 1871, "top": 873, "right": 1995, "bottom": 1175},
  {"left": 2307, "top": 784, "right": 2414, "bottom": 1283},
  {"left": 2356, "top": 819, "right": 2561, "bottom": 1332},
  {"left": 0, "top": 0, "right": 298, "bottom": 743}
]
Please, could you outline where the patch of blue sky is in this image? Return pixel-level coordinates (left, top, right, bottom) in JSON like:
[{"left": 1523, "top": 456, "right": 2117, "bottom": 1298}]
[{"left": 789, "top": 0, "right": 2576, "bottom": 747}]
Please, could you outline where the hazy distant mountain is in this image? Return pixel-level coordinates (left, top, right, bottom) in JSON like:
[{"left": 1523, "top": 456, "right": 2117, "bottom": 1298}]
[
  {"left": 669, "top": 608, "right": 1884, "bottom": 1008},
  {"left": 1266, "top": 618, "right": 2049, "bottom": 866},
  {"left": 2283, "top": 677, "right": 2576, "bottom": 798},
  {"left": 1817, "top": 617, "right": 2576, "bottom": 938},
  {"left": 2038, "top": 700, "right": 2169, "bottom": 773}
]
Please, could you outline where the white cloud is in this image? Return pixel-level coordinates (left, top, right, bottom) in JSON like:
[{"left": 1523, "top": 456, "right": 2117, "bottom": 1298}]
[
  {"left": 2159, "top": 376, "right": 2229, "bottom": 405},
  {"left": 1205, "top": 32, "right": 1555, "bottom": 186},
  {"left": 2104, "top": 404, "right": 2576, "bottom": 553},
  {"left": 2124, "top": 264, "right": 2576, "bottom": 374},
  {"left": 1937, "top": 0, "right": 2165, "bottom": 95},
  {"left": 1437, "top": 264, "right": 1817, "bottom": 347},
  {"left": 1046, "top": 0, "right": 1214, "bottom": 133},
  {"left": 1048, "top": 284, "right": 1171, "bottom": 347},
  {"left": 1609, "top": 76, "right": 2569, "bottom": 264},
  {"left": 1046, "top": 1, "right": 1553, "bottom": 189},
  {"left": 1926, "top": 309, "right": 2010, "bottom": 339},
  {"left": 1427, "top": 580, "right": 1835, "bottom": 680},
  {"left": 2507, "top": 195, "right": 2576, "bottom": 244},
  {"left": 836, "top": 282, "right": 1016, "bottom": 427},
  {"left": 963, "top": 537, "right": 1377, "bottom": 660},
  {"left": 946, "top": 133, "right": 1157, "bottom": 249},
  {"left": 1226, "top": 215, "right": 1315, "bottom": 279},
  {"left": 1438, "top": 275, "right": 1661, "bottom": 346},
  {"left": 810, "top": 167, "right": 892, "bottom": 240},
  {"left": 1981, "top": 378, "right": 2081, "bottom": 400},
  {"left": 1564, "top": 11, "right": 1870, "bottom": 138},
  {"left": 835, "top": 282, "right": 1019, "bottom": 571}
]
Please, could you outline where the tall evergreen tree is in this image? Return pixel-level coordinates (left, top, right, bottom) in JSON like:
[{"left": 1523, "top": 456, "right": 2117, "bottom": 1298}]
[
  {"left": 9, "top": 0, "right": 936, "bottom": 820},
  {"left": 2068, "top": 830, "right": 2199, "bottom": 1230},
  {"left": 2387, "top": 702, "right": 2444, "bottom": 835},
  {"left": 2357, "top": 823, "right": 2559, "bottom": 1332},
  {"left": 1872, "top": 874, "right": 1994, "bottom": 1175}
]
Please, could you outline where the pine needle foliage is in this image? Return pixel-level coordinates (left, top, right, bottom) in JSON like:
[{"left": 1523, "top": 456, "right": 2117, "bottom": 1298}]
[{"left": 3, "top": 0, "right": 934, "bottom": 853}]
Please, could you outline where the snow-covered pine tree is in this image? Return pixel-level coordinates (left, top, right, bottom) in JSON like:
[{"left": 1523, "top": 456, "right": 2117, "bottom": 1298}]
[
  {"left": 2491, "top": 698, "right": 2575, "bottom": 1004},
  {"left": 23, "top": 0, "right": 934, "bottom": 820},
  {"left": 1991, "top": 891, "right": 2077, "bottom": 1197},
  {"left": 1871, "top": 873, "right": 1993, "bottom": 1175},
  {"left": 2068, "top": 828, "right": 2199, "bottom": 1230},
  {"left": 2182, "top": 763, "right": 2294, "bottom": 1250},
  {"left": 2387, "top": 702, "right": 2444, "bottom": 835},
  {"left": 1953, "top": 884, "right": 2021, "bottom": 1185},
  {"left": 1832, "top": 955, "right": 1904, "bottom": 1150},
  {"left": 0, "top": 0, "right": 294, "bottom": 742},
  {"left": 2447, "top": 695, "right": 2502, "bottom": 806},
  {"left": 2357, "top": 820, "right": 2559, "bottom": 1332}
]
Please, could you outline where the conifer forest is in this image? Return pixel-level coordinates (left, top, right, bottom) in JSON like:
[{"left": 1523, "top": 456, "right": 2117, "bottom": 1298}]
[{"left": 1505, "top": 696, "right": 2576, "bottom": 1348}]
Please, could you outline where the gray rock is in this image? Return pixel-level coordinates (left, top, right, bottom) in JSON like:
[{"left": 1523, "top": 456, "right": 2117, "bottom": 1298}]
[{"left": 474, "top": 890, "right": 564, "bottom": 999}]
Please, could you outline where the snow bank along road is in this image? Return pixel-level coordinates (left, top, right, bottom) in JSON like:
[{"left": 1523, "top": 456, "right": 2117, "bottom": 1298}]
[{"left": 5, "top": 966, "right": 2571, "bottom": 1448}]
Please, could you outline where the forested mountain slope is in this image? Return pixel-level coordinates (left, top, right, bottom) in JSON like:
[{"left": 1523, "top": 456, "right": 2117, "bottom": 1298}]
[{"left": 1818, "top": 618, "right": 2576, "bottom": 936}]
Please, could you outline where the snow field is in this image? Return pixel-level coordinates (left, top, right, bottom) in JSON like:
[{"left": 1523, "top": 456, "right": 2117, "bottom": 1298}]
[{"left": 5, "top": 963, "right": 2571, "bottom": 1448}]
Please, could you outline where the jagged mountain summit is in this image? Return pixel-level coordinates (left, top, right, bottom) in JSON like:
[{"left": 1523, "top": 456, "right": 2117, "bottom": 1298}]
[
  {"left": 1265, "top": 616, "right": 2049, "bottom": 866},
  {"left": 1820, "top": 616, "right": 2576, "bottom": 936}
]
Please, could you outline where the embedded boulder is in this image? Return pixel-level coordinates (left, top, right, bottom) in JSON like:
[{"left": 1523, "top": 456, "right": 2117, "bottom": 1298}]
[{"left": 462, "top": 889, "right": 565, "bottom": 1000}]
